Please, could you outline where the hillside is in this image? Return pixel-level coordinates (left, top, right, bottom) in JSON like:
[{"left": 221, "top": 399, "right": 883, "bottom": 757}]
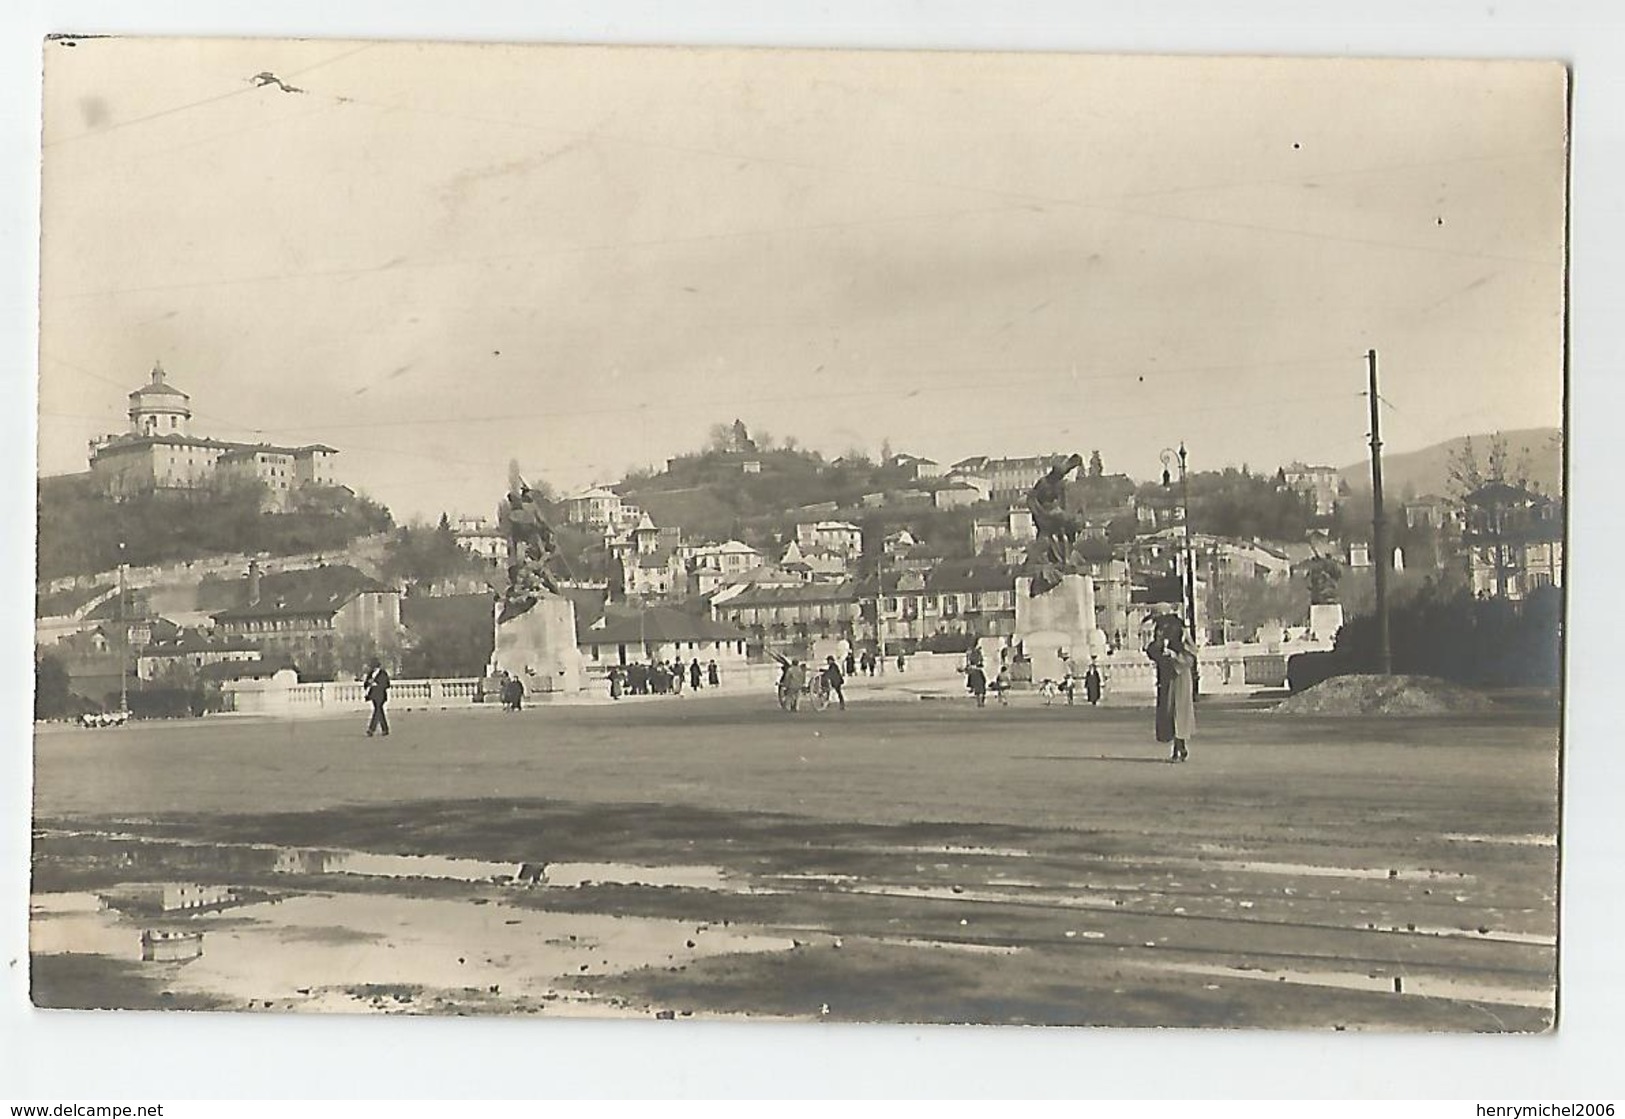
[
  {"left": 619, "top": 447, "right": 921, "bottom": 545},
  {"left": 1338, "top": 428, "right": 1562, "bottom": 500},
  {"left": 36, "top": 475, "right": 396, "bottom": 580}
]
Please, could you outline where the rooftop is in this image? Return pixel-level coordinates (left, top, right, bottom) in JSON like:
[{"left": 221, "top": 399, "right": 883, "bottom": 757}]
[
  {"left": 211, "top": 564, "right": 394, "bottom": 621},
  {"left": 129, "top": 362, "right": 187, "bottom": 400},
  {"left": 584, "top": 605, "right": 749, "bottom": 647}
]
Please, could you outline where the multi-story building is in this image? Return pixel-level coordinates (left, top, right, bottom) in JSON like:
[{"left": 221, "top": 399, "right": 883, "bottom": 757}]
[
  {"left": 682, "top": 540, "right": 762, "bottom": 581},
  {"left": 576, "top": 603, "right": 751, "bottom": 670},
  {"left": 888, "top": 453, "right": 943, "bottom": 480},
  {"left": 712, "top": 581, "right": 865, "bottom": 649},
  {"left": 209, "top": 563, "right": 402, "bottom": 678},
  {"left": 88, "top": 363, "right": 339, "bottom": 509},
  {"left": 780, "top": 540, "right": 850, "bottom": 583},
  {"left": 562, "top": 486, "right": 627, "bottom": 528},
  {"left": 950, "top": 455, "right": 1060, "bottom": 502},
  {"left": 136, "top": 630, "right": 262, "bottom": 682},
  {"left": 972, "top": 507, "right": 1037, "bottom": 555},
  {"left": 933, "top": 482, "right": 984, "bottom": 509},
  {"left": 1281, "top": 462, "right": 1342, "bottom": 518},
  {"left": 1462, "top": 482, "right": 1564, "bottom": 600},
  {"left": 794, "top": 520, "right": 863, "bottom": 557},
  {"left": 453, "top": 516, "right": 508, "bottom": 565},
  {"left": 871, "top": 562, "right": 1022, "bottom": 650}
]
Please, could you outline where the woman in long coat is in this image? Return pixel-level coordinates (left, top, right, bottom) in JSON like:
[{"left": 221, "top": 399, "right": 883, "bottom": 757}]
[
  {"left": 1165, "top": 632, "right": 1197, "bottom": 761},
  {"left": 1147, "top": 614, "right": 1195, "bottom": 760}
]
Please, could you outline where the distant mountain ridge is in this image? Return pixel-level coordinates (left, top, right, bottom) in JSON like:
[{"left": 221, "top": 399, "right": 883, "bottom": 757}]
[{"left": 1338, "top": 427, "right": 1563, "bottom": 500}]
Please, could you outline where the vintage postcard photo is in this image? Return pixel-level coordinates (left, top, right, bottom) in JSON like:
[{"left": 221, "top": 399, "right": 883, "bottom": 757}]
[{"left": 31, "top": 39, "right": 1566, "bottom": 1030}]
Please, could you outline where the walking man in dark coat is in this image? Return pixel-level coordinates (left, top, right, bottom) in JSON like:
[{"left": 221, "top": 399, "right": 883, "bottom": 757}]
[
  {"left": 364, "top": 658, "right": 391, "bottom": 737},
  {"left": 690, "top": 658, "right": 703, "bottom": 691},
  {"left": 823, "top": 655, "right": 847, "bottom": 711}
]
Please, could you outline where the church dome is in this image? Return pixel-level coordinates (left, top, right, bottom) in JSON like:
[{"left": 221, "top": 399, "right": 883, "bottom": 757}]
[{"left": 129, "top": 361, "right": 189, "bottom": 402}]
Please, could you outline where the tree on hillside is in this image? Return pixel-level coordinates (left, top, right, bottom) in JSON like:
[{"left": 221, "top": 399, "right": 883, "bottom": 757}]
[
  {"left": 1183, "top": 469, "right": 1316, "bottom": 541},
  {"left": 1088, "top": 449, "right": 1104, "bottom": 479},
  {"left": 383, "top": 520, "right": 485, "bottom": 589},
  {"left": 1448, "top": 432, "right": 1530, "bottom": 498}
]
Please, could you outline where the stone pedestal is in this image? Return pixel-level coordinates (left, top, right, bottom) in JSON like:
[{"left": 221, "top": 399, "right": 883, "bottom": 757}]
[
  {"left": 1015, "top": 573, "right": 1102, "bottom": 683},
  {"left": 1308, "top": 602, "right": 1345, "bottom": 642},
  {"left": 492, "top": 596, "right": 584, "bottom": 694}
]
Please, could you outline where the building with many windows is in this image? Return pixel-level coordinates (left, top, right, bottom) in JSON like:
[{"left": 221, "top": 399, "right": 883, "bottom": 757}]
[
  {"left": 1461, "top": 482, "right": 1564, "bottom": 601},
  {"left": 209, "top": 563, "right": 402, "bottom": 678},
  {"left": 1281, "top": 462, "right": 1342, "bottom": 518},
  {"left": 88, "top": 363, "right": 338, "bottom": 510}
]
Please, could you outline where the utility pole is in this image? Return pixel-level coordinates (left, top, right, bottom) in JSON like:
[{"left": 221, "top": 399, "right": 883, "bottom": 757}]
[
  {"left": 1368, "top": 349, "right": 1392, "bottom": 674},
  {"left": 1161, "top": 443, "right": 1198, "bottom": 698},
  {"left": 874, "top": 539, "right": 886, "bottom": 675},
  {"left": 1179, "top": 444, "right": 1200, "bottom": 699},
  {"left": 118, "top": 541, "right": 129, "bottom": 715}
]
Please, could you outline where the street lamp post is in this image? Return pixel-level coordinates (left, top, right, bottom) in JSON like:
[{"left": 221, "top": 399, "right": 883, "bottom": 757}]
[{"left": 1161, "top": 443, "right": 1199, "bottom": 697}]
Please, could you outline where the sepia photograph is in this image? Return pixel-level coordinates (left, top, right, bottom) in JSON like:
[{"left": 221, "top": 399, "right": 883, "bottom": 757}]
[{"left": 28, "top": 36, "right": 1567, "bottom": 1038}]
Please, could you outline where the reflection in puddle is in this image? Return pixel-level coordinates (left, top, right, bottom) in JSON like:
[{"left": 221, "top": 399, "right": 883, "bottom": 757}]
[
  {"left": 31, "top": 889, "right": 793, "bottom": 1013},
  {"left": 1139, "top": 959, "right": 1553, "bottom": 1010},
  {"left": 37, "top": 831, "right": 736, "bottom": 893},
  {"left": 277, "top": 850, "right": 517, "bottom": 881}
]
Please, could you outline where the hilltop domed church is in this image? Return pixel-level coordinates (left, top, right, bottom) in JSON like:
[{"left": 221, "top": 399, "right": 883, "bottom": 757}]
[{"left": 87, "top": 362, "right": 338, "bottom": 511}]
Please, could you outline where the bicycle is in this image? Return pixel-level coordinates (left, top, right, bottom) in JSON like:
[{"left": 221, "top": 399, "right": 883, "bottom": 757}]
[{"left": 807, "top": 672, "right": 832, "bottom": 713}]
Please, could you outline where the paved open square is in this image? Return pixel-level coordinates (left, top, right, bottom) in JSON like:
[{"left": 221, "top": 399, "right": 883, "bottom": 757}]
[{"left": 31, "top": 688, "right": 1560, "bottom": 1029}]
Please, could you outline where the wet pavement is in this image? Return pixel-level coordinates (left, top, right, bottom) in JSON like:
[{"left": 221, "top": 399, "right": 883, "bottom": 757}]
[
  {"left": 29, "top": 700, "right": 1561, "bottom": 1027},
  {"left": 30, "top": 822, "right": 1556, "bottom": 1025}
]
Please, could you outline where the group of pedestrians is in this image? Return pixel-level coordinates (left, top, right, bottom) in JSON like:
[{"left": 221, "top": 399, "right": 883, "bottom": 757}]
[
  {"left": 773, "top": 653, "right": 847, "bottom": 712},
  {"left": 963, "top": 647, "right": 1105, "bottom": 710},
  {"left": 607, "top": 658, "right": 720, "bottom": 700}
]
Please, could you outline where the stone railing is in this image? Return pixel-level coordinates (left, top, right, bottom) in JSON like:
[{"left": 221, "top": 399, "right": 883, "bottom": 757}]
[{"left": 224, "top": 677, "right": 486, "bottom": 717}]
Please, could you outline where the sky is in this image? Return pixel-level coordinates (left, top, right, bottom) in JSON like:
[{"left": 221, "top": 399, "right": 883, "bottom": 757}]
[{"left": 37, "top": 40, "right": 1568, "bottom": 522}]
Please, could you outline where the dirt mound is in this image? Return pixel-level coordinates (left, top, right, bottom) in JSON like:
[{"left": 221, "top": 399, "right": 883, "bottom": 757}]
[{"left": 1274, "top": 674, "right": 1501, "bottom": 716}]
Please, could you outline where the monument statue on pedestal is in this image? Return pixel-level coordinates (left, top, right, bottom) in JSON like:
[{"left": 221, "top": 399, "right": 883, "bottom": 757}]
[
  {"left": 498, "top": 477, "right": 564, "bottom": 624},
  {"left": 1303, "top": 551, "right": 1346, "bottom": 643},
  {"left": 1015, "top": 454, "right": 1103, "bottom": 679},
  {"left": 490, "top": 465, "right": 583, "bottom": 693},
  {"left": 1025, "top": 453, "right": 1088, "bottom": 597},
  {"left": 1303, "top": 553, "right": 1343, "bottom": 605}
]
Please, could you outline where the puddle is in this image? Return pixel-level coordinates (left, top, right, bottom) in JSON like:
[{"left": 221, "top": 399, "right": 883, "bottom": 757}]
[
  {"left": 1442, "top": 834, "right": 1558, "bottom": 848},
  {"left": 767, "top": 873, "right": 863, "bottom": 885},
  {"left": 842, "top": 883, "right": 1119, "bottom": 910},
  {"left": 30, "top": 889, "right": 794, "bottom": 1012},
  {"left": 1138, "top": 959, "right": 1553, "bottom": 1010},
  {"left": 1209, "top": 861, "right": 1464, "bottom": 883},
  {"left": 540, "top": 863, "right": 731, "bottom": 890},
  {"left": 38, "top": 831, "right": 737, "bottom": 894},
  {"left": 882, "top": 938, "right": 1024, "bottom": 956},
  {"left": 1389, "top": 924, "right": 1555, "bottom": 947},
  {"left": 287, "top": 851, "right": 730, "bottom": 891},
  {"left": 277, "top": 851, "right": 517, "bottom": 881},
  {"left": 852, "top": 844, "right": 1032, "bottom": 859}
]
